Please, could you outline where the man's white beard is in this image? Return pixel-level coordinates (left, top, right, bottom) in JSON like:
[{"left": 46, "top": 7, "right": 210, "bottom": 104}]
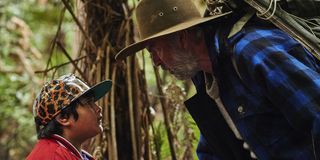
[{"left": 169, "top": 48, "right": 200, "bottom": 80}]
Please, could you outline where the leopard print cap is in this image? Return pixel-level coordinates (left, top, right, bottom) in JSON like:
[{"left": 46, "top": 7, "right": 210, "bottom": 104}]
[{"left": 32, "top": 74, "right": 90, "bottom": 125}]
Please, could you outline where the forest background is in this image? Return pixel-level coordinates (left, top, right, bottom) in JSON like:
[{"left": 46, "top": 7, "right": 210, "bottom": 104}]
[{"left": 0, "top": 0, "right": 206, "bottom": 159}]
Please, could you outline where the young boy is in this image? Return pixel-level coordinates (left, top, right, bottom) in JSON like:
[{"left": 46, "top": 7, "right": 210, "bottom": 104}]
[{"left": 26, "top": 74, "right": 112, "bottom": 160}]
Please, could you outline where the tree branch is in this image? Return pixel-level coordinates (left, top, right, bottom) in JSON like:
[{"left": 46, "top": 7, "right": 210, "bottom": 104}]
[
  {"left": 56, "top": 41, "right": 88, "bottom": 82},
  {"left": 60, "top": 0, "right": 96, "bottom": 51},
  {"left": 35, "top": 55, "right": 86, "bottom": 74}
]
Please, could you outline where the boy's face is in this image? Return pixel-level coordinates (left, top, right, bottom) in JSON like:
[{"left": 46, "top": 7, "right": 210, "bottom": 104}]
[{"left": 71, "top": 97, "right": 103, "bottom": 140}]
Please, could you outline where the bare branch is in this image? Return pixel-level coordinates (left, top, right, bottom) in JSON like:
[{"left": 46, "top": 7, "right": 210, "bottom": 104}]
[
  {"left": 60, "top": 0, "right": 96, "bottom": 51},
  {"left": 153, "top": 66, "right": 177, "bottom": 160},
  {"left": 56, "top": 41, "right": 88, "bottom": 82},
  {"left": 35, "top": 56, "right": 86, "bottom": 74},
  {"left": 45, "top": 8, "right": 66, "bottom": 76}
]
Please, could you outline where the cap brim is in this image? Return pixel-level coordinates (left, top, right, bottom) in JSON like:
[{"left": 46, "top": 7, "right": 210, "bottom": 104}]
[
  {"left": 81, "top": 80, "right": 112, "bottom": 102},
  {"left": 115, "top": 11, "right": 232, "bottom": 60}
]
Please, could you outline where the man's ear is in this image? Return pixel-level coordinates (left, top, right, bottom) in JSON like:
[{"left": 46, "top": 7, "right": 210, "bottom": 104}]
[{"left": 55, "top": 114, "right": 71, "bottom": 127}]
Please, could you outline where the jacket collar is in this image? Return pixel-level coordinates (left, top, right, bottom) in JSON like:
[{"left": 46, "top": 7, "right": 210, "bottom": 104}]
[{"left": 52, "top": 134, "right": 94, "bottom": 160}]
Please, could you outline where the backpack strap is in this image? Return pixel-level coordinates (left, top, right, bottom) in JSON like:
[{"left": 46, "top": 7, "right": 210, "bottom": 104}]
[
  {"left": 229, "top": 11, "right": 254, "bottom": 81},
  {"left": 218, "top": 11, "right": 254, "bottom": 81},
  {"left": 228, "top": 11, "right": 255, "bottom": 38}
]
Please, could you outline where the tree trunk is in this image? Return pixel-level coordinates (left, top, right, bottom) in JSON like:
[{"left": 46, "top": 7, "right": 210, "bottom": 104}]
[
  {"left": 72, "top": 0, "right": 199, "bottom": 159},
  {"left": 76, "top": 0, "right": 151, "bottom": 159}
]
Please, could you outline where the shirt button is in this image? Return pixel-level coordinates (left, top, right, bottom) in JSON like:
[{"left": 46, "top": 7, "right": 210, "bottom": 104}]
[
  {"left": 237, "top": 105, "right": 245, "bottom": 114},
  {"left": 243, "top": 142, "right": 250, "bottom": 149},
  {"left": 250, "top": 151, "right": 258, "bottom": 159}
]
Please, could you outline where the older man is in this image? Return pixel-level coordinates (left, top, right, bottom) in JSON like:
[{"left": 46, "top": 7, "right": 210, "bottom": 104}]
[{"left": 116, "top": 0, "right": 320, "bottom": 159}]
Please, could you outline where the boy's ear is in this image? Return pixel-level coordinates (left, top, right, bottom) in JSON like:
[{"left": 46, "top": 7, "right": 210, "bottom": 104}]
[{"left": 55, "top": 114, "right": 71, "bottom": 127}]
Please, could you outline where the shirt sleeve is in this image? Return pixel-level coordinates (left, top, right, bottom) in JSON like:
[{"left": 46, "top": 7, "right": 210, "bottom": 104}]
[{"left": 234, "top": 28, "right": 320, "bottom": 158}]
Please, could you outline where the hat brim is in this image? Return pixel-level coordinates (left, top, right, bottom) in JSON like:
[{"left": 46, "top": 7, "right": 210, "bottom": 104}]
[
  {"left": 79, "top": 80, "right": 112, "bottom": 102},
  {"left": 115, "top": 11, "right": 232, "bottom": 60}
]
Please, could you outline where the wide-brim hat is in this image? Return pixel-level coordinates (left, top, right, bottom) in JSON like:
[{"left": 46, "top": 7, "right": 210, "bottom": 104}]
[{"left": 115, "top": 0, "right": 232, "bottom": 60}]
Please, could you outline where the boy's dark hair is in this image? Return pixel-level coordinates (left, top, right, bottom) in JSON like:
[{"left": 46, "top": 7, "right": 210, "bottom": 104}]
[{"left": 35, "top": 101, "right": 79, "bottom": 139}]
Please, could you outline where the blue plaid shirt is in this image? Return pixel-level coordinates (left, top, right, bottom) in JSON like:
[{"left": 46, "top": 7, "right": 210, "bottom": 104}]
[{"left": 193, "top": 24, "right": 320, "bottom": 159}]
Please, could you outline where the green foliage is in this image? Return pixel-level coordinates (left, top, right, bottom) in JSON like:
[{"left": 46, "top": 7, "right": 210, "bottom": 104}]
[
  {"left": 0, "top": 0, "right": 75, "bottom": 159},
  {"left": 152, "top": 122, "right": 166, "bottom": 160},
  {"left": 0, "top": 74, "right": 37, "bottom": 159},
  {"left": 151, "top": 114, "right": 199, "bottom": 160}
]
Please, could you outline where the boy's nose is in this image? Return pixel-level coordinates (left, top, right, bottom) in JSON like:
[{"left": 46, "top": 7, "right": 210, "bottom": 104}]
[
  {"left": 96, "top": 105, "right": 102, "bottom": 113},
  {"left": 92, "top": 103, "right": 102, "bottom": 113}
]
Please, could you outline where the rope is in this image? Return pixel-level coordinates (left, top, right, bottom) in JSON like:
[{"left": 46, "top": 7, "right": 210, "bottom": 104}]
[
  {"left": 288, "top": 13, "right": 320, "bottom": 37},
  {"left": 257, "top": 0, "right": 278, "bottom": 20}
]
